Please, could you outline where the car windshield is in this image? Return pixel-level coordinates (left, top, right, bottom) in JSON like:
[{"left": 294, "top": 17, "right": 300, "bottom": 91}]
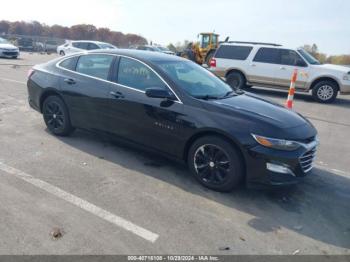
[
  {"left": 157, "top": 47, "right": 168, "bottom": 51},
  {"left": 99, "top": 43, "right": 116, "bottom": 49},
  {"left": 298, "top": 48, "right": 321, "bottom": 65},
  {"left": 157, "top": 61, "right": 237, "bottom": 99},
  {"left": 150, "top": 47, "right": 161, "bottom": 51},
  {"left": 0, "top": 37, "right": 10, "bottom": 44}
]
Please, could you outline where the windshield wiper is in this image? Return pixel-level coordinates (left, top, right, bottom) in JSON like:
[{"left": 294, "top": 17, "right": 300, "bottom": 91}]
[
  {"left": 221, "top": 91, "right": 236, "bottom": 98},
  {"left": 194, "top": 95, "right": 220, "bottom": 100},
  {"left": 220, "top": 90, "right": 244, "bottom": 99}
]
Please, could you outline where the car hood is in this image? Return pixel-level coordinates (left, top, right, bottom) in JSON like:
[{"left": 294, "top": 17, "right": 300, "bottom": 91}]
[
  {"left": 319, "top": 64, "right": 350, "bottom": 74},
  {"left": 0, "top": 43, "right": 17, "bottom": 49},
  {"left": 205, "top": 93, "right": 308, "bottom": 129}
]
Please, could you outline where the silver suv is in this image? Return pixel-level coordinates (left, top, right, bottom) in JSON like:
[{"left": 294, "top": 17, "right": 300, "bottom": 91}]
[{"left": 209, "top": 42, "right": 350, "bottom": 103}]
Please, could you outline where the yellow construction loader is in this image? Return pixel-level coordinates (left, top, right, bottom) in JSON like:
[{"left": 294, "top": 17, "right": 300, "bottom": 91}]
[{"left": 180, "top": 33, "right": 221, "bottom": 65}]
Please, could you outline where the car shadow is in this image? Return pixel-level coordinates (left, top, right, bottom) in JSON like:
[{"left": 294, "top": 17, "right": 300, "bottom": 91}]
[
  {"left": 55, "top": 129, "right": 350, "bottom": 249},
  {"left": 248, "top": 87, "right": 350, "bottom": 109}
]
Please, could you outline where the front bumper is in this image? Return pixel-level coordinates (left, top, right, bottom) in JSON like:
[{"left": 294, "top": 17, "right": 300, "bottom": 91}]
[
  {"left": 245, "top": 140, "right": 318, "bottom": 188},
  {"left": 0, "top": 50, "right": 19, "bottom": 58},
  {"left": 340, "top": 83, "right": 350, "bottom": 94}
]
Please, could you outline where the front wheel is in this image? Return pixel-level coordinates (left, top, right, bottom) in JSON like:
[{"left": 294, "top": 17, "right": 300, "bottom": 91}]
[
  {"left": 59, "top": 51, "right": 65, "bottom": 56},
  {"left": 205, "top": 50, "right": 215, "bottom": 66},
  {"left": 42, "top": 95, "right": 74, "bottom": 136},
  {"left": 226, "top": 71, "right": 246, "bottom": 90},
  {"left": 188, "top": 136, "right": 244, "bottom": 192},
  {"left": 312, "top": 81, "right": 338, "bottom": 103}
]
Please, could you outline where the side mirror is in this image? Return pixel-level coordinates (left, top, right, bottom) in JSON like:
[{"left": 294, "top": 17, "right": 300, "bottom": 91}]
[{"left": 145, "top": 87, "right": 176, "bottom": 100}]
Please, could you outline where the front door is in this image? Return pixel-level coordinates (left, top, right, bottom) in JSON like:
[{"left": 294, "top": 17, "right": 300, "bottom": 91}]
[
  {"left": 274, "top": 49, "right": 310, "bottom": 89},
  {"left": 106, "top": 56, "right": 185, "bottom": 157}
]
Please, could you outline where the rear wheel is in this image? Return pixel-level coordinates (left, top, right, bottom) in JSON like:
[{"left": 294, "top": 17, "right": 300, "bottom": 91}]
[
  {"left": 42, "top": 96, "right": 74, "bottom": 136},
  {"left": 188, "top": 136, "right": 244, "bottom": 192},
  {"left": 226, "top": 71, "right": 246, "bottom": 90},
  {"left": 312, "top": 80, "right": 338, "bottom": 103},
  {"left": 59, "top": 50, "right": 65, "bottom": 56}
]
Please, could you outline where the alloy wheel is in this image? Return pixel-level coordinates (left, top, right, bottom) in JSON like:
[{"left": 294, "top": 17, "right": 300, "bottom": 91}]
[
  {"left": 43, "top": 101, "right": 65, "bottom": 130},
  {"left": 317, "top": 85, "right": 334, "bottom": 101},
  {"left": 193, "top": 144, "right": 231, "bottom": 185}
]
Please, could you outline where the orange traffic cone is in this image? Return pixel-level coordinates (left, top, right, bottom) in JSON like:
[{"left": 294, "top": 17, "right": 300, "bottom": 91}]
[{"left": 285, "top": 69, "right": 298, "bottom": 109}]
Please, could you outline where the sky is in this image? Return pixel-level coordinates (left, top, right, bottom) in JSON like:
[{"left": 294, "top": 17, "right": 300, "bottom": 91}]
[{"left": 1, "top": 0, "right": 349, "bottom": 55}]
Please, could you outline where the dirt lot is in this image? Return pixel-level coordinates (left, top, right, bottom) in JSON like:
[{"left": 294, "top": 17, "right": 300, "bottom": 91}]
[{"left": 0, "top": 52, "right": 349, "bottom": 255}]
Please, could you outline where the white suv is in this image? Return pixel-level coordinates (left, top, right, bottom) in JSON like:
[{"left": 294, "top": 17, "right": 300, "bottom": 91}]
[
  {"left": 57, "top": 41, "right": 117, "bottom": 56},
  {"left": 209, "top": 42, "right": 350, "bottom": 103}
]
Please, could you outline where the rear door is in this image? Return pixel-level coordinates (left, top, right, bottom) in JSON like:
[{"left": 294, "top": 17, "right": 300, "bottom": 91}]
[
  {"left": 214, "top": 45, "right": 253, "bottom": 77},
  {"left": 59, "top": 54, "right": 116, "bottom": 130},
  {"left": 67, "top": 42, "right": 84, "bottom": 53},
  {"left": 248, "top": 47, "right": 281, "bottom": 86},
  {"left": 274, "top": 49, "right": 309, "bottom": 89}
]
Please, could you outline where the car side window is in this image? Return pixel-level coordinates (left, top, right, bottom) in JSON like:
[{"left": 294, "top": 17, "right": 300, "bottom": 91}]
[
  {"left": 215, "top": 45, "right": 253, "bottom": 60},
  {"left": 280, "top": 49, "right": 307, "bottom": 66},
  {"left": 76, "top": 55, "right": 114, "bottom": 80},
  {"left": 87, "top": 43, "right": 100, "bottom": 50},
  {"left": 75, "top": 42, "right": 89, "bottom": 50},
  {"left": 59, "top": 57, "right": 78, "bottom": 70},
  {"left": 117, "top": 57, "right": 167, "bottom": 91},
  {"left": 253, "top": 48, "right": 280, "bottom": 64},
  {"left": 72, "top": 42, "right": 79, "bottom": 48}
]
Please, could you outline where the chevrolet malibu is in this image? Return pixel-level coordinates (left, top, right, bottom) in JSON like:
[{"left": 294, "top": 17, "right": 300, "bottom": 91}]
[{"left": 27, "top": 49, "right": 318, "bottom": 191}]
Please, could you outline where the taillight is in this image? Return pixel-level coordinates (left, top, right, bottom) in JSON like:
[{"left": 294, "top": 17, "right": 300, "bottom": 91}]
[
  {"left": 27, "top": 68, "right": 35, "bottom": 79},
  {"left": 210, "top": 58, "right": 216, "bottom": 68}
]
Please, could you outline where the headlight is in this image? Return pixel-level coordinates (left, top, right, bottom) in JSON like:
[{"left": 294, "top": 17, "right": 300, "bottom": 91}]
[{"left": 252, "top": 134, "right": 301, "bottom": 151}]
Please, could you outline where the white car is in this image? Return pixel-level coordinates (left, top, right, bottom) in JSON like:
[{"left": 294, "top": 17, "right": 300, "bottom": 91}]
[
  {"left": 0, "top": 37, "right": 20, "bottom": 58},
  {"left": 209, "top": 42, "right": 350, "bottom": 103},
  {"left": 57, "top": 41, "right": 117, "bottom": 56}
]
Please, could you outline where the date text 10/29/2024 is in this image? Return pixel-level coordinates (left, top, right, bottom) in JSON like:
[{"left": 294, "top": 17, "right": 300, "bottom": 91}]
[{"left": 128, "top": 256, "right": 220, "bottom": 261}]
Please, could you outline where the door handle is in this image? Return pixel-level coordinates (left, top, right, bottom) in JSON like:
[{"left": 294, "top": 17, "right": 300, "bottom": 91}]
[
  {"left": 110, "top": 91, "right": 124, "bottom": 99},
  {"left": 64, "top": 78, "right": 76, "bottom": 85},
  {"left": 279, "top": 66, "right": 286, "bottom": 70},
  {"left": 250, "top": 64, "right": 256, "bottom": 67}
]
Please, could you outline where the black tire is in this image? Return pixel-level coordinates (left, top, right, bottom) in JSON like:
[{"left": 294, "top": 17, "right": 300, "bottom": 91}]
[
  {"left": 187, "top": 136, "right": 244, "bottom": 192},
  {"left": 226, "top": 71, "right": 246, "bottom": 90},
  {"left": 205, "top": 50, "right": 215, "bottom": 66},
  {"left": 42, "top": 95, "right": 74, "bottom": 136},
  {"left": 312, "top": 80, "right": 338, "bottom": 103},
  {"left": 59, "top": 51, "right": 65, "bottom": 56}
]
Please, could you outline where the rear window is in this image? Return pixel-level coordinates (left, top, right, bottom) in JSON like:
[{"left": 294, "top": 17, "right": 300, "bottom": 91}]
[
  {"left": 215, "top": 45, "right": 253, "bottom": 60},
  {"left": 253, "top": 48, "right": 280, "bottom": 64},
  {"left": 59, "top": 57, "right": 78, "bottom": 70},
  {"left": 72, "top": 42, "right": 89, "bottom": 50},
  {"left": 76, "top": 54, "right": 114, "bottom": 80}
]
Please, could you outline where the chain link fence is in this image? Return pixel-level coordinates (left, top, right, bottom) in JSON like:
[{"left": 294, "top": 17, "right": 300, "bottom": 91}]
[{"left": 1, "top": 33, "right": 66, "bottom": 54}]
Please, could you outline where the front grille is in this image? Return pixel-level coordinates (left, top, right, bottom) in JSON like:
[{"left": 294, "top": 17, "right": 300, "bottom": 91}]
[
  {"left": 299, "top": 147, "right": 317, "bottom": 173},
  {"left": 3, "top": 51, "right": 18, "bottom": 56}
]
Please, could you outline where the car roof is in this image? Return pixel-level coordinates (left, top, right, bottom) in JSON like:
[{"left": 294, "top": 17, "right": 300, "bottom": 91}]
[
  {"left": 220, "top": 42, "right": 297, "bottom": 50},
  {"left": 86, "top": 49, "right": 185, "bottom": 62},
  {"left": 71, "top": 40, "right": 110, "bottom": 45}
]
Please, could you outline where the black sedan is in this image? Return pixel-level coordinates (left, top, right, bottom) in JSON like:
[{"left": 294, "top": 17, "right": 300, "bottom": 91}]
[{"left": 27, "top": 49, "right": 318, "bottom": 191}]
